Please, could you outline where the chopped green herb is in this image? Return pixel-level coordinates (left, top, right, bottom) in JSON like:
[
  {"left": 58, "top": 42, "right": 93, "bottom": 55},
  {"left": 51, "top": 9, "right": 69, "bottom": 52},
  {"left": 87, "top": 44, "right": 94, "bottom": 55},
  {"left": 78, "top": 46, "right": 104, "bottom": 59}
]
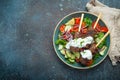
[
  {"left": 83, "top": 51, "right": 86, "bottom": 54},
  {"left": 80, "top": 41, "right": 84, "bottom": 46}
]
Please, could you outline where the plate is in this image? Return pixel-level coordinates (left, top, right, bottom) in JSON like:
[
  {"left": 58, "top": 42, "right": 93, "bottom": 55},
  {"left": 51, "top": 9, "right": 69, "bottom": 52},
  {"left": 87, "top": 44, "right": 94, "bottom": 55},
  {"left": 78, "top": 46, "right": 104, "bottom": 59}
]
[{"left": 53, "top": 11, "right": 110, "bottom": 69}]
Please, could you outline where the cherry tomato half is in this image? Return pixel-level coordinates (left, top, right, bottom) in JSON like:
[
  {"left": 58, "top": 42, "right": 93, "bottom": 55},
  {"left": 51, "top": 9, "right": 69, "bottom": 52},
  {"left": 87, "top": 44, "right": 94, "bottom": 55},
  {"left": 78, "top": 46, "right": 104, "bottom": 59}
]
[
  {"left": 92, "top": 21, "right": 108, "bottom": 32},
  {"left": 100, "top": 26, "right": 108, "bottom": 32},
  {"left": 70, "top": 24, "right": 79, "bottom": 32},
  {"left": 60, "top": 24, "right": 65, "bottom": 32},
  {"left": 75, "top": 17, "right": 80, "bottom": 25}
]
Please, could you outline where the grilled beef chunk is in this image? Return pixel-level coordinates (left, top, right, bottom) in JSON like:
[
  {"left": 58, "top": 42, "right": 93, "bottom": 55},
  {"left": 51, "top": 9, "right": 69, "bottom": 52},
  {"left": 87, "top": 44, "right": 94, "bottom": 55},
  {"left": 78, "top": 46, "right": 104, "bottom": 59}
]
[
  {"left": 87, "top": 27, "right": 98, "bottom": 37},
  {"left": 79, "top": 57, "right": 93, "bottom": 66},
  {"left": 69, "top": 43, "right": 98, "bottom": 54},
  {"left": 89, "top": 43, "right": 98, "bottom": 54},
  {"left": 74, "top": 27, "right": 97, "bottom": 38},
  {"left": 70, "top": 46, "right": 85, "bottom": 52},
  {"left": 84, "top": 44, "right": 91, "bottom": 49},
  {"left": 79, "top": 57, "right": 88, "bottom": 66},
  {"left": 70, "top": 46, "right": 80, "bottom": 52},
  {"left": 74, "top": 32, "right": 88, "bottom": 38}
]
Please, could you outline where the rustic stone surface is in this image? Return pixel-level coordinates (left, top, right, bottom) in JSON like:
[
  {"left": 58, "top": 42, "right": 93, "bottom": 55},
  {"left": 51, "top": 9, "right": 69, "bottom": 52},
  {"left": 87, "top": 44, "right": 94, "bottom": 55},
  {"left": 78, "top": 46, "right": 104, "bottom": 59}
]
[{"left": 0, "top": 0, "right": 120, "bottom": 80}]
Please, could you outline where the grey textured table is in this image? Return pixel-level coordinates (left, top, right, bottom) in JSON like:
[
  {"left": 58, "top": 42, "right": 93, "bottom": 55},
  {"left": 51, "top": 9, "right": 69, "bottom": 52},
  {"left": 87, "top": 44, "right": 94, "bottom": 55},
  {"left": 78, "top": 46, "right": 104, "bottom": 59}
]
[{"left": 0, "top": 0, "right": 120, "bottom": 80}]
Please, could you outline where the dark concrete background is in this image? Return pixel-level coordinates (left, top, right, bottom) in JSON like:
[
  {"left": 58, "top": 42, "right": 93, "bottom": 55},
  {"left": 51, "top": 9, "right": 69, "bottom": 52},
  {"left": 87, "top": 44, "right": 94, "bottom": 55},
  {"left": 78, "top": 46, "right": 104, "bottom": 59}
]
[{"left": 0, "top": 0, "right": 120, "bottom": 80}]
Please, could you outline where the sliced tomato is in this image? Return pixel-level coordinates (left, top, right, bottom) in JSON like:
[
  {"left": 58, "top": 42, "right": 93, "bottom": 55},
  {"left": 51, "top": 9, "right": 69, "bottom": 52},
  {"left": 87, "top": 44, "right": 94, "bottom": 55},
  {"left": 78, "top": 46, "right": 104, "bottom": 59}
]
[
  {"left": 75, "top": 17, "right": 80, "bottom": 24},
  {"left": 70, "top": 24, "right": 79, "bottom": 32},
  {"left": 70, "top": 27, "right": 78, "bottom": 32},
  {"left": 100, "top": 26, "right": 108, "bottom": 32},
  {"left": 75, "top": 17, "right": 86, "bottom": 26},
  {"left": 60, "top": 24, "right": 65, "bottom": 32},
  {"left": 92, "top": 21, "right": 108, "bottom": 32}
]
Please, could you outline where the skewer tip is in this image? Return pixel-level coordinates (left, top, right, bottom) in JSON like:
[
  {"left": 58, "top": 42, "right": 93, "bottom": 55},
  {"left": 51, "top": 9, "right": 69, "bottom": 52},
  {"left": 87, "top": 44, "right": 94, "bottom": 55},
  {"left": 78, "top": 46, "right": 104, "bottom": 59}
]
[{"left": 78, "top": 13, "right": 84, "bottom": 32}]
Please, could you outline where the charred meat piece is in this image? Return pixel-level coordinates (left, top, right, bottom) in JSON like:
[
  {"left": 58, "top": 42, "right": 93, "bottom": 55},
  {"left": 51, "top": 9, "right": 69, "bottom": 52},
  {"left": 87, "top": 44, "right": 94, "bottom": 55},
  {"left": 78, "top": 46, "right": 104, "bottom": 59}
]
[
  {"left": 84, "top": 44, "right": 91, "bottom": 49},
  {"left": 79, "top": 57, "right": 93, "bottom": 66},
  {"left": 70, "top": 46, "right": 80, "bottom": 52},
  {"left": 87, "top": 27, "right": 98, "bottom": 37},
  {"left": 74, "top": 27, "right": 97, "bottom": 38},
  {"left": 74, "top": 32, "right": 80, "bottom": 38},
  {"left": 69, "top": 45, "right": 90, "bottom": 53},
  {"left": 70, "top": 46, "right": 84, "bottom": 52},
  {"left": 79, "top": 57, "right": 88, "bottom": 66},
  {"left": 74, "top": 32, "right": 88, "bottom": 38},
  {"left": 89, "top": 43, "right": 98, "bottom": 54}
]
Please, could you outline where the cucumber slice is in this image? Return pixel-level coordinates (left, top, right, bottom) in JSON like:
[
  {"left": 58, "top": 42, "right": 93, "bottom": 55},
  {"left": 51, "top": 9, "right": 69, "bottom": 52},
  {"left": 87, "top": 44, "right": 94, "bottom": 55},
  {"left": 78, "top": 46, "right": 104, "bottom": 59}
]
[
  {"left": 73, "top": 52, "right": 80, "bottom": 58},
  {"left": 60, "top": 49, "right": 65, "bottom": 55},
  {"left": 66, "top": 50, "right": 75, "bottom": 59},
  {"left": 66, "top": 50, "right": 72, "bottom": 58},
  {"left": 99, "top": 46, "right": 107, "bottom": 56},
  {"left": 58, "top": 45, "right": 63, "bottom": 50},
  {"left": 95, "top": 38, "right": 100, "bottom": 43},
  {"left": 68, "top": 59, "right": 75, "bottom": 63},
  {"left": 70, "top": 54, "right": 75, "bottom": 60},
  {"left": 65, "top": 54, "right": 68, "bottom": 58}
]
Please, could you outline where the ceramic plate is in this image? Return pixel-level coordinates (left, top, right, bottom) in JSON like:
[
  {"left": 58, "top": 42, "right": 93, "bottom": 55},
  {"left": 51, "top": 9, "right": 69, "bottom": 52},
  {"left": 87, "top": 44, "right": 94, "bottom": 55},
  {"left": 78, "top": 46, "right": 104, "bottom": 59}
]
[{"left": 53, "top": 11, "right": 110, "bottom": 69}]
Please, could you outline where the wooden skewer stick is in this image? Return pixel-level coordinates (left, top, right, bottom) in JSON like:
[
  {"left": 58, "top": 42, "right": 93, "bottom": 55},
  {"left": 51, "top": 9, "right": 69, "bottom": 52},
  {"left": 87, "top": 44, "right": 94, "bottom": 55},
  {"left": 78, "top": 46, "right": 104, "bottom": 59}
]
[
  {"left": 96, "top": 31, "right": 110, "bottom": 47},
  {"left": 93, "top": 13, "right": 102, "bottom": 29},
  {"left": 79, "top": 14, "right": 84, "bottom": 32}
]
